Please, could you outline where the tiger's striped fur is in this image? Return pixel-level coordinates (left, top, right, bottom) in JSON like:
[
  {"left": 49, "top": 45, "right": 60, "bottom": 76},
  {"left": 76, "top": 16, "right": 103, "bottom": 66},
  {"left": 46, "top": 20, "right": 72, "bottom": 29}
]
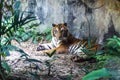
[{"left": 37, "top": 23, "right": 99, "bottom": 55}]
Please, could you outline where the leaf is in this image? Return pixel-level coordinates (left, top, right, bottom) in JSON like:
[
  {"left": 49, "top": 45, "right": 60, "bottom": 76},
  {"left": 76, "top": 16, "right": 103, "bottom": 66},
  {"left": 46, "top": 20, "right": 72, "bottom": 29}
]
[
  {"left": 2, "top": 45, "right": 18, "bottom": 51},
  {"left": 32, "top": 36, "right": 37, "bottom": 44},
  {"left": 21, "top": 33, "right": 31, "bottom": 41},
  {"left": 0, "top": 52, "right": 7, "bottom": 57},
  {"left": 82, "top": 48, "right": 90, "bottom": 54},
  {"left": 87, "top": 37, "right": 91, "bottom": 48},
  {"left": 117, "top": 41, "right": 120, "bottom": 47},
  {"left": 113, "top": 35, "right": 117, "bottom": 39},
  {"left": 28, "top": 72, "right": 41, "bottom": 80},
  {"left": 42, "top": 28, "right": 51, "bottom": 34},
  {"left": 1, "top": 45, "right": 18, "bottom": 56},
  {"left": 118, "top": 49, "right": 120, "bottom": 52},
  {"left": 25, "top": 58, "right": 42, "bottom": 63},
  {"left": 82, "top": 68, "right": 111, "bottom": 80},
  {"left": 96, "top": 50, "right": 104, "bottom": 55},
  {"left": 46, "top": 50, "right": 56, "bottom": 57},
  {"left": 1, "top": 37, "right": 8, "bottom": 46},
  {"left": 60, "top": 74, "right": 74, "bottom": 80},
  {"left": 16, "top": 49, "right": 28, "bottom": 57},
  {"left": 5, "top": 50, "right": 10, "bottom": 56},
  {"left": 46, "top": 35, "right": 52, "bottom": 41},
  {"left": 23, "top": 18, "right": 37, "bottom": 25},
  {"left": 2, "top": 61, "right": 11, "bottom": 73},
  {"left": 13, "top": 1, "right": 21, "bottom": 10},
  {"left": 105, "top": 35, "right": 120, "bottom": 55}
]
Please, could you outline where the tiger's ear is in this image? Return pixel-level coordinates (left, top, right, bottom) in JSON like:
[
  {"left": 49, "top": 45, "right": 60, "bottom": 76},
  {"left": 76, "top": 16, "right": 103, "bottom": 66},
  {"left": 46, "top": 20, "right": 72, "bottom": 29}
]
[
  {"left": 64, "top": 23, "right": 67, "bottom": 26},
  {"left": 52, "top": 24, "right": 56, "bottom": 27}
]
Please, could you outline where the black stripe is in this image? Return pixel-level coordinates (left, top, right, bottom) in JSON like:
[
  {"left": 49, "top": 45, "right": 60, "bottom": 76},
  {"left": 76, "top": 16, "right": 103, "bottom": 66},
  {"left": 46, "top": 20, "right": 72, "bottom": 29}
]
[{"left": 47, "top": 45, "right": 51, "bottom": 49}]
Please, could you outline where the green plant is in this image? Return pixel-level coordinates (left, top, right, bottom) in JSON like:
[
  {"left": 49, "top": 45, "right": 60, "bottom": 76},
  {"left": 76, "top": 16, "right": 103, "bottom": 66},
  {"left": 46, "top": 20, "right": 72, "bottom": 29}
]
[
  {"left": 82, "top": 68, "right": 111, "bottom": 80},
  {"left": 45, "top": 50, "right": 56, "bottom": 76},
  {"left": 82, "top": 36, "right": 120, "bottom": 80},
  {"left": 0, "top": 0, "right": 37, "bottom": 79},
  {"left": 29, "top": 26, "right": 52, "bottom": 44},
  {"left": 42, "top": 28, "right": 52, "bottom": 41},
  {"left": 14, "top": 23, "right": 52, "bottom": 44},
  {"left": 82, "top": 35, "right": 120, "bottom": 62},
  {"left": 95, "top": 36, "right": 120, "bottom": 67},
  {"left": 37, "top": 28, "right": 52, "bottom": 42},
  {"left": 104, "top": 35, "right": 120, "bottom": 55},
  {"left": 28, "top": 28, "right": 42, "bottom": 44},
  {"left": 14, "top": 21, "right": 40, "bottom": 43},
  {"left": 24, "top": 58, "right": 42, "bottom": 80},
  {"left": 81, "top": 37, "right": 99, "bottom": 57}
]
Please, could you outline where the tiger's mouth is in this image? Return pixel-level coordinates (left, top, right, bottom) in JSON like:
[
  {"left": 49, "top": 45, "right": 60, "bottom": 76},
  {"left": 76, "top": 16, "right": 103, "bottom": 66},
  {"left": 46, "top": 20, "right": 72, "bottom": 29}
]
[
  {"left": 56, "top": 37, "right": 67, "bottom": 44},
  {"left": 58, "top": 37, "right": 67, "bottom": 40}
]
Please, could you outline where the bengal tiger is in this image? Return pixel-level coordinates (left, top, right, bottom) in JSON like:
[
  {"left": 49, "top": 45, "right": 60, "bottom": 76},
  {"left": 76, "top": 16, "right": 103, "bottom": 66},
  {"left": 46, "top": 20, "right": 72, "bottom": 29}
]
[{"left": 37, "top": 23, "right": 99, "bottom": 56}]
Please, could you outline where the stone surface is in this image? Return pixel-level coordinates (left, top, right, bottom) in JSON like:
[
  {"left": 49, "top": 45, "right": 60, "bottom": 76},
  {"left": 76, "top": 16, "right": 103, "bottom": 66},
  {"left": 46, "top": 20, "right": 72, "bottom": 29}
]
[{"left": 21, "top": 0, "right": 120, "bottom": 43}]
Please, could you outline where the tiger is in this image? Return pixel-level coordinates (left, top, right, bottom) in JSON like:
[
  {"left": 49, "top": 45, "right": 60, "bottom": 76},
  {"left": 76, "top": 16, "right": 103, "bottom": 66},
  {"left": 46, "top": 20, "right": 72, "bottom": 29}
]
[{"left": 37, "top": 23, "right": 99, "bottom": 56}]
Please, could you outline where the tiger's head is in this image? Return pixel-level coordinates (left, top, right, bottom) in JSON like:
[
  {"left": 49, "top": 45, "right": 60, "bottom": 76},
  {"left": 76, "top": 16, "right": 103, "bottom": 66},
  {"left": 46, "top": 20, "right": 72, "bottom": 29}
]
[{"left": 52, "top": 23, "right": 69, "bottom": 41}]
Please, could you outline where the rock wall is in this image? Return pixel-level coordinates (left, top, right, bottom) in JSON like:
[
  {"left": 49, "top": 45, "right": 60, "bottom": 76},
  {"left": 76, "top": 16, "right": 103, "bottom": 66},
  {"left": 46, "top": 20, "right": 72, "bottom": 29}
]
[
  {"left": 88, "top": 0, "right": 120, "bottom": 43},
  {"left": 21, "top": 0, "right": 120, "bottom": 44}
]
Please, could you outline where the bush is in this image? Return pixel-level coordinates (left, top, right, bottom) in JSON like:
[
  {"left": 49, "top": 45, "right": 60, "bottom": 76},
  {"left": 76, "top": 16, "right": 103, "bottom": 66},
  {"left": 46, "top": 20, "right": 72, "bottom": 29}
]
[
  {"left": 82, "top": 35, "right": 120, "bottom": 80},
  {"left": 0, "top": 0, "right": 38, "bottom": 79}
]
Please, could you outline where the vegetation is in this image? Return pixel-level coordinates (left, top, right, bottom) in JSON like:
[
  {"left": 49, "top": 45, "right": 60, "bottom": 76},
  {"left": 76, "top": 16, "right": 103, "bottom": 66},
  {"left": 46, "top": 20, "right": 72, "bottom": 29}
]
[
  {"left": 0, "top": 0, "right": 120, "bottom": 80},
  {"left": 82, "top": 35, "right": 120, "bottom": 80},
  {"left": 83, "top": 68, "right": 111, "bottom": 80},
  {"left": 0, "top": 0, "right": 50, "bottom": 80},
  {"left": 45, "top": 50, "right": 56, "bottom": 76}
]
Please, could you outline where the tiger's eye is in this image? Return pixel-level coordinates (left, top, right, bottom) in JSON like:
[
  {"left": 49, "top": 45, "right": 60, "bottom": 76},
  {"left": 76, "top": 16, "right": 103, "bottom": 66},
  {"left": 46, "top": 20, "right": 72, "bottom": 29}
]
[
  {"left": 61, "top": 29, "right": 64, "bottom": 32},
  {"left": 54, "top": 28, "right": 58, "bottom": 33}
]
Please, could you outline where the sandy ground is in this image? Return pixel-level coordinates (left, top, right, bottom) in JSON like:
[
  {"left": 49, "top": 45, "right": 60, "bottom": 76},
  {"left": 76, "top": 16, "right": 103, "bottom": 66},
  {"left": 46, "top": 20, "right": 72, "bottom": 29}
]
[
  {"left": 5, "top": 40, "right": 89, "bottom": 80},
  {"left": 5, "top": 40, "right": 120, "bottom": 80}
]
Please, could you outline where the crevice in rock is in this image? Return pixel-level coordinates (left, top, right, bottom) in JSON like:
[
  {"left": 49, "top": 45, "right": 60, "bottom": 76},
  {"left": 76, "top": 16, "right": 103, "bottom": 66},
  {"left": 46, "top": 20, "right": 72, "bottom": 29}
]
[{"left": 103, "top": 19, "right": 120, "bottom": 42}]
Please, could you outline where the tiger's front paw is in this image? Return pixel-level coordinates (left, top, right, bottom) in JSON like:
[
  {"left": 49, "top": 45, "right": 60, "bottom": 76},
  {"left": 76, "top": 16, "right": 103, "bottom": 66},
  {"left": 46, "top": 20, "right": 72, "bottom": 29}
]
[{"left": 37, "top": 45, "right": 46, "bottom": 51}]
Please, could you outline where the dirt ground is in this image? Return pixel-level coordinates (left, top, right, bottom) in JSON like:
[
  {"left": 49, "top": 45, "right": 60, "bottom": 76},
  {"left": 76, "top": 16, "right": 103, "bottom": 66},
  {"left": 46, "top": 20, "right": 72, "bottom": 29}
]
[{"left": 5, "top": 40, "right": 100, "bottom": 80}]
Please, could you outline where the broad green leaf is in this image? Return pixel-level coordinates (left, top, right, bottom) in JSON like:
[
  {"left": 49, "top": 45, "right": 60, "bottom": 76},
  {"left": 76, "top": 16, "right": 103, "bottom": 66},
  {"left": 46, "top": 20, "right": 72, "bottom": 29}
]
[
  {"left": 118, "top": 49, "right": 120, "bottom": 52},
  {"left": 0, "top": 52, "right": 7, "bottom": 57},
  {"left": 3, "top": 45, "right": 18, "bottom": 50},
  {"left": 5, "top": 50, "right": 10, "bottom": 56},
  {"left": 113, "top": 35, "right": 117, "bottom": 39},
  {"left": 82, "top": 68, "right": 111, "bottom": 80},
  {"left": 1, "top": 37, "right": 8, "bottom": 46},
  {"left": 117, "top": 41, "right": 120, "bottom": 46},
  {"left": 2, "top": 61, "right": 11, "bottom": 73}
]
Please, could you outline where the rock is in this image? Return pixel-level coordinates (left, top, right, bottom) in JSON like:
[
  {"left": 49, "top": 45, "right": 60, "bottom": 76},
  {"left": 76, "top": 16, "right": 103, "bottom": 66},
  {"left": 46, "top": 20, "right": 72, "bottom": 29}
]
[{"left": 21, "top": 0, "right": 120, "bottom": 43}]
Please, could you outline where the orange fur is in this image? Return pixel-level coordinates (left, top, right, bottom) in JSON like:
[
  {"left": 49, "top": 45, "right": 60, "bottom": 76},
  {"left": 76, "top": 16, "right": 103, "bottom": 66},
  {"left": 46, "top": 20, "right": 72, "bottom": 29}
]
[{"left": 38, "top": 23, "right": 99, "bottom": 54}]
